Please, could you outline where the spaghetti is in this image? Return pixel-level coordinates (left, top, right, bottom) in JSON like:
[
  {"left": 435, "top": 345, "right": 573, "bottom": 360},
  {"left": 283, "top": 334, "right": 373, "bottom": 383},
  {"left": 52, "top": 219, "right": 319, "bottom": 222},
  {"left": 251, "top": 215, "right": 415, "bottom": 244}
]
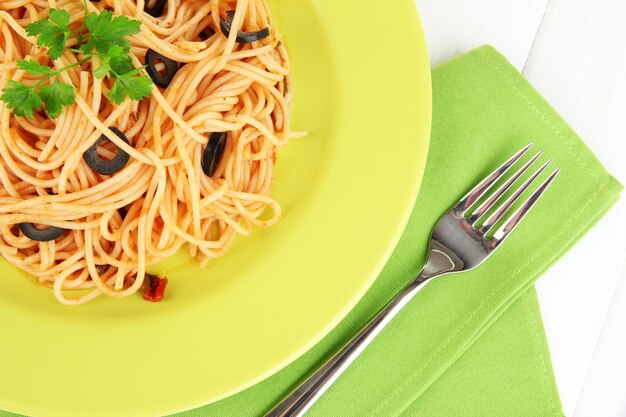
[{"left": 0, "top": 0, "right": 298, "bottom": 304}]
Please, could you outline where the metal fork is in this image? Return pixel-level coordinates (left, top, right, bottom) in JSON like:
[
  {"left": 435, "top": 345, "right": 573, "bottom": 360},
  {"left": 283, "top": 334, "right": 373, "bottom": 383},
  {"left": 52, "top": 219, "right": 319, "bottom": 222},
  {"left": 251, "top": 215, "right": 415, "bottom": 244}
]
[{"left": 266, "top": 144, "right": 560, "bottom": 417}]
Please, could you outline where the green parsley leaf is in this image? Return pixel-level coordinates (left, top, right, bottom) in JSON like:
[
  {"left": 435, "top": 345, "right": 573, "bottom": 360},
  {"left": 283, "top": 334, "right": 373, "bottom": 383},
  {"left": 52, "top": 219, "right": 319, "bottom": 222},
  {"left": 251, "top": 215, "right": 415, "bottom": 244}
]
[
  {"left": 10, "top": 7, "right": 152, "bottom": 119},
  {"left": 93, "top": 45, "right": 133, "bottom": 79},
  {"left": 48, "top": 8, "right": 71, "bottom": 27},
  {"left": 0, "top": 81, "right": 43, "bottom": 119},
  {"left": 109, "top": 52, "right": 134, "bottom": 76},
  {"left": 39, "top": 82, "right": 75, "bottom": 119},
  {"left": 81, "top": 11, "right": 141, "bottom": 55},
  {"left": 25, "top": 9, "right": 72, "bottom": 60},
  {"left": 109, "top": 73, "right": 152, "bottom": 104},
  {"left": 16, "top": 59, "right": 53, "bottom": 76},
  {"left": 92, "top": 62, "right": 109, "bottom": 80},
  {"left": 120, "top": 74, "right": 152, "bottom": 100}
]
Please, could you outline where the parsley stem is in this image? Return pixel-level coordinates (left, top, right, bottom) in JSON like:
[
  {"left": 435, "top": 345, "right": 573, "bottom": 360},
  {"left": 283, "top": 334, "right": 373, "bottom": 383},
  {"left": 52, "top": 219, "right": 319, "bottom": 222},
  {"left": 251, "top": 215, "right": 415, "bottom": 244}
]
[
  {"left": 76, "top": 0, "right": 89, "bottom": 45},
  {"left": 33, "top": 57, "right": 91, "bottom": 88}
]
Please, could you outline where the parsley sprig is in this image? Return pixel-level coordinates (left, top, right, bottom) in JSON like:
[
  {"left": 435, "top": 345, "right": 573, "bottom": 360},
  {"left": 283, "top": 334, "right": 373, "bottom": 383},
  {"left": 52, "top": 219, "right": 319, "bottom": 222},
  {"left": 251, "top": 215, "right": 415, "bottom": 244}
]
[{"left": 1, "top": 2, "right": 153, "bottom": 119}]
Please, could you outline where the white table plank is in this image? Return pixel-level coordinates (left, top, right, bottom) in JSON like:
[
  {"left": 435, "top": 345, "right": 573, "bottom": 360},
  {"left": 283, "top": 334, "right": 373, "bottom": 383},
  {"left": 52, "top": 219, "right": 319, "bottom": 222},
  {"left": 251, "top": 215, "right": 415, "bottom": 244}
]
[
  {"left": 414, "top": 0, "right": 549, "bottom": 69},
  {"left": 574, "top": 265, "right": 626, "bottom": 417},
  {"left": 522, "top": 1, "right": 626, "bottom": 180},
  {"left": 522, "top": 1, "right": 626, "bottom": 416},
  {"left": 535, "top": 206, "right": 626, "bottom": 416}
]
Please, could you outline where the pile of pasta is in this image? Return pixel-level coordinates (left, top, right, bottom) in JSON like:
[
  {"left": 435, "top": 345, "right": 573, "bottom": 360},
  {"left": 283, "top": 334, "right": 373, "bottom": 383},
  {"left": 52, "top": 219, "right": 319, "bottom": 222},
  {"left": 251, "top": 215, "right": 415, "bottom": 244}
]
[{"left": 0, "top": 0, "right": 297, "bottom": 304}]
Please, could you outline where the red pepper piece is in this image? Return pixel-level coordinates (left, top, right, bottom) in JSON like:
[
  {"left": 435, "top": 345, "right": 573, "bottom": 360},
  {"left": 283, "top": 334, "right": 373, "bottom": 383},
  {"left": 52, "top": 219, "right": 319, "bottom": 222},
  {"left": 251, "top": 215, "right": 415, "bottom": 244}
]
[{"left": 142, "top": 274, "right": 168, "bottom": 302}]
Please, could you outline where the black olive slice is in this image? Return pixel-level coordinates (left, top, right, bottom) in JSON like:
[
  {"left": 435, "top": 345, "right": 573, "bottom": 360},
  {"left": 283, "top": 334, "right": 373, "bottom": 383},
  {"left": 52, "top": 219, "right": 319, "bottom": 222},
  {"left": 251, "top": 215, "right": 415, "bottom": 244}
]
[
  {"left": 83, "top": 127, "right": 131, "bottom": 175},
  {"left": 145, "top": 49, "right": 179, "bottom": 88},
  {"left": 199, "top": 27, "right": 216, "bottom": 41},
  {"left": 95, "top": 264, "right": 109, "bottom": 275},
  {"left": 219, "top": 11, "right": 270, "bottom": 44},
  {"left": 201, "top": 132, "right": 227, "bottom": 177},
  {"left": 144, "top": 0, "right": 167, "bottom": 17},
  {"left": 18, "top": 223, "right": 66, "bottom": 242}
]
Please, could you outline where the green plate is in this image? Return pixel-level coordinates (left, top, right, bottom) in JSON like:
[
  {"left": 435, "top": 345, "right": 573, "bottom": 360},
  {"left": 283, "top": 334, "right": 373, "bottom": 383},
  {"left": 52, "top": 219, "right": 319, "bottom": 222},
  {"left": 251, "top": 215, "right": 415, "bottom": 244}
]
[{"left": 0, "top": 1, "right": 431, "bottom": 416}]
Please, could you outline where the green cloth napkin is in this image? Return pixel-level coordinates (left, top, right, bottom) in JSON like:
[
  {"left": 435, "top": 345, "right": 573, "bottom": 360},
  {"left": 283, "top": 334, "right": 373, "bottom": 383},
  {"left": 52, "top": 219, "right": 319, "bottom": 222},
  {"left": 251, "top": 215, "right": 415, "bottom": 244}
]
[{"left": 2, "top": 45, "right": 622, "bottom": 417}]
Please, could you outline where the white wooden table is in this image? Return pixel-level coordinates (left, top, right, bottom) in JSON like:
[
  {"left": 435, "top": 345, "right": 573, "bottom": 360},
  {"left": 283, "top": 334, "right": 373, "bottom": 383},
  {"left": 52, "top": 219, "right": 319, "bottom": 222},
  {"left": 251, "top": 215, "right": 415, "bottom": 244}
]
[{"left": 414, "top": 1, "right": 626, "bottom": 416}]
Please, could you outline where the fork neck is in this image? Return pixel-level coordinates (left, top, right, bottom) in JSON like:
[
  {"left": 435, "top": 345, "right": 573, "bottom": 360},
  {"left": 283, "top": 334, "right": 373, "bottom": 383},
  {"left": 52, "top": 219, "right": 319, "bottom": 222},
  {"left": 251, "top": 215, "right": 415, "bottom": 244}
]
[{"left": 416, "top": 240, "right": 465, "bottom": 283}]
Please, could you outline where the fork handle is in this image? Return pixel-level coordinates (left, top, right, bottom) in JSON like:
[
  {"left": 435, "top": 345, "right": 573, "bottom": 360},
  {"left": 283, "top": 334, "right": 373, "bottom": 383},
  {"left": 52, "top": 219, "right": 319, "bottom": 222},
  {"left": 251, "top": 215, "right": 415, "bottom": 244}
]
[
  {"left": 264, "top": 279, "right": 431, "bottom": 417},
  {"left": 264, "top": 245, "right": 456, "bottom": 417}
]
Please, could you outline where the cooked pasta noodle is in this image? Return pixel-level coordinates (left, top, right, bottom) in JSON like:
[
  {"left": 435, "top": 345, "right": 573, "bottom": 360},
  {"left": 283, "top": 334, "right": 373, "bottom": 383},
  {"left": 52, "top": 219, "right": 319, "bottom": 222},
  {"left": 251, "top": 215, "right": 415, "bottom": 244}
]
[{"left": 0, "top": 0, "right": 298, "bottom": 304}]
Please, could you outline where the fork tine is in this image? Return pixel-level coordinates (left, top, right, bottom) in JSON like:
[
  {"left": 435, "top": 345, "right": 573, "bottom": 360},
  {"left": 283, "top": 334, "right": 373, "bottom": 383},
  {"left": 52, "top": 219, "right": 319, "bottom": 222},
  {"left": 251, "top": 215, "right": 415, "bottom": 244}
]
[
  {"left": 454, "top": 143, "right": 533, "bottom": 215},
  {"left": 467, "top": 150, "right": 543, "bottom": 225},
  {"left": 492, "top": 168, "right": 560, "bottom": 242},
  {"left": 479, "top": 159, "right": 553, "bottom": 233}
]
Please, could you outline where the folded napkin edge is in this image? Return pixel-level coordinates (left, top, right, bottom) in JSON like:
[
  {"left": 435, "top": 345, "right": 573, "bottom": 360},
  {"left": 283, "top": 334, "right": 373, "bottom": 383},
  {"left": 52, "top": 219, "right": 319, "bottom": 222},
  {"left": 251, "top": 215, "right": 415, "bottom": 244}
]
[{"left": 470, "top": 45, "right": 623, "bottom": 190}]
